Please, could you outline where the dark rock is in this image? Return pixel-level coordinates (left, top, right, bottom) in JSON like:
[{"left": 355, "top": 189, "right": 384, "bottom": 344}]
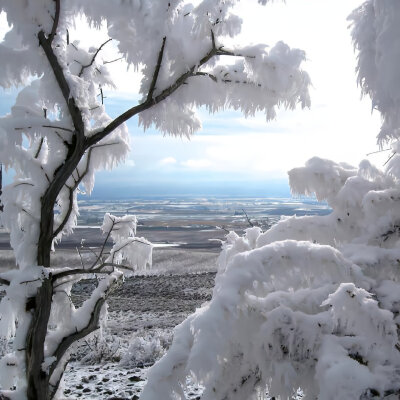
[{"left": 128, "top": 375, "right": 142, "bottom": 382}]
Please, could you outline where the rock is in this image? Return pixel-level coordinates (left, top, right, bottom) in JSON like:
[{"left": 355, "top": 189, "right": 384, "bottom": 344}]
[{"left": 128, "top": 375, "right": 142, "bottom": 382}]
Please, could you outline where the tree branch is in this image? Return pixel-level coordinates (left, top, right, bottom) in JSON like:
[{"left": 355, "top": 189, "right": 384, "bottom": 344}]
[
  {"left": 51, "top": 262, "right": 122, "bottom": 282},
  {"left": 34, "top": 138, "right": 45, "bottom": 159},
  {"left": 147, "top": 37, "right": 167, "bottom": 101},
  {"left": 38, "top": 30, "right": 85, "bottom": 138},
  {"left": 78, "top": 38, "right": 112, "bottom": 78},
  {"left": 242, "top": 209, "right": 254, "bottom": 227},
  {"left": 86, "top": 32, "right": 250, "bottom": 148},
  {"left": 42, "top": 125, "right": 74, "bottom": 133},
  {"left": 48, "top": 273, "right": 121, "bottom": 378},
  {"left": 52, "top": 146, "right": 95, "bottom": 239},
  {"left": 48, "top": 0, "right": 61, "bottom": 44},
  {"left": 103, "top": 57, "right": 123, "bottom": 65}
]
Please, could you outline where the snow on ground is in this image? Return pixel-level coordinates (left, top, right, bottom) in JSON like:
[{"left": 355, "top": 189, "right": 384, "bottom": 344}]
[{"left": 58, "top": 249, "right": 218, "bottom": 399}]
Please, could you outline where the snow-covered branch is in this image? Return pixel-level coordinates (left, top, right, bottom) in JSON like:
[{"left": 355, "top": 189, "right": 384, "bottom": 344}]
[
  {"left": 78, "top": 38, "right": 112, "bottom": 78},
  {"left": 38, "top": 31, "right": 85, "bottom": 138},
  {"left": 47, "top": 271, "right": 123, "bottom": 393}
]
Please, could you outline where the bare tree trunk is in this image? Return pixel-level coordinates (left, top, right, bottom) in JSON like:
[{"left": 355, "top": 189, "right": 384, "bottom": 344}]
[
  {"left": 25, "top": 135, "right": 86, "bottom": 399},
  {"left": 26, "top": 278, "right": 53, "bottom": 400}
]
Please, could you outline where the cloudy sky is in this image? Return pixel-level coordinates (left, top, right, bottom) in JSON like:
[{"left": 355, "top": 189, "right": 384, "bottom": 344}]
[{"left": 0, "top": 0, "right": 386, "bottom": 197}]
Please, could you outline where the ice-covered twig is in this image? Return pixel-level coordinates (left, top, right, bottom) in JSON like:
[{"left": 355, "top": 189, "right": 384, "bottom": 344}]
[{"left": 78, "top": 39, "right": 112, "bottom": 78}]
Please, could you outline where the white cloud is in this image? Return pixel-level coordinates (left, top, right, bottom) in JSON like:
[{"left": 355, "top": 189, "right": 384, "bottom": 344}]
[
  {"left": 159, "top": 156, "right": 177, "bottom": 166},
  {"left": 181, "top": 159, "right": 213, "bottom": 169}
]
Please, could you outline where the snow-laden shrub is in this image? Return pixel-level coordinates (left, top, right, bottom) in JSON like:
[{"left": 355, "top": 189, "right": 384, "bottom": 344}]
[
  {"left": 141, "top": 2, "right": 400, "bottom": 398},
  {"left": 142, "top": 163, "right": 400, "bottom": 399},
  {"left": 120, "top": 330, "right": 172, "bottom": 368},
  {"left": 79, "top": 333, "right": 123, "bottom": 365}
]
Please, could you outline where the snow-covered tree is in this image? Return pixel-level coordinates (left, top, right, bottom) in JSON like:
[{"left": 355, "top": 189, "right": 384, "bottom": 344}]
[
  {"left": 0, "top": 1, "right": 311, "bottom": 399},
  {"left": 142, "top": 1, "right": 400, "bottom": 399}
]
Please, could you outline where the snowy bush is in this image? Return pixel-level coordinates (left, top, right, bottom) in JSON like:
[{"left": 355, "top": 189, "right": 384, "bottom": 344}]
[
  {"left": 142, "top": 163, "right": 400, "bottom": 399},
  {"left": 79, "top": 333, "right": 123, "bottom": 365},
  {"left": 120, "top": 330, "right": 173, "bottom": 369},
  {"left": 141, "top": 1, "right": 400, "bottom": 398}
]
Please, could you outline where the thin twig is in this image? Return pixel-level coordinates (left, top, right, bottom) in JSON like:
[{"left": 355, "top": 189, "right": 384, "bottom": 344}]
[
  {"left": 78, "top": 39, "right": 112, "bottom": 77},
  {"left": 242, "top": 209, "right": 254, "bottom": 227},
  {"left": 34, "top": 138, "right": 45, "bottom": 159},
  {"left": 366, "top": 148, "right": 391, "bottom": 156},
  {"left": 76, "top": 246, "right": 85, "bottom": 269},
  {"left": 89, "top": 218, "right": 115, "bottom": 269},
  {"left": 103, "top": 57, "right": 123, "bottom": 65},
  {"left": 42, "top": 125, "right": 74, "bottom": 133},
  {"left": 384, "top": 152, "right": 397, "bottom": 166}
]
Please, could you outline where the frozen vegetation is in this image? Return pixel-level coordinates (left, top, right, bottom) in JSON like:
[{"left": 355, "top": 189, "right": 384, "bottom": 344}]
[
  {"left": 1, "top": 0, "right": 400, "bottom": 399},
  {"left": 142, "top": 1, "right": 400, "bottom": 399},
  {"left": 0, "top": 0, "right": 312, "bottom": 398}
]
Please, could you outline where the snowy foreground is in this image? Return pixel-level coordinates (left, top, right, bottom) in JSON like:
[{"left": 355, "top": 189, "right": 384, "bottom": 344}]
[{"left": 51, "top": 249, "right": 218, "bottom": 399}]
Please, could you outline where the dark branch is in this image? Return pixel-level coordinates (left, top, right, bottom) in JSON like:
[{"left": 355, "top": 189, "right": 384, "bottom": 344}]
[
  {"left": 49, "top": 273, "right": 121, "bottom": 378},
  {"left": 242, "top": 209, "right": 254, "bottom": 227},
  {"left": 76, "top": 246, "right": 85, "bottom": 269},
  {"left": 89, "top": 218, "right": 115, "bottom": 268},
  {"left": 103, "top": 57, "right": 123, "bottom": 65},
  {"left": 38, "top": 30, "right": 85, "bottom": 137},
  {"left": 147, "top": 37, "right": 167, "bottom": 101},
  {"left": 85, "top": 32, "right": 249, "bottom": 148},
  {"left": 52, "top": 147, "right": 94, "bottom": 239},
  {"left": 216, "top": 225, "right": 230, "bottom": 234},
  {"left": 78, "top": 38, "right": 112, "bottom": 77},
  {"left": 42, "top": 125, "right": 74, "bottom": 133},
  {"left": 99, "top": 87, "right": 104, "bottom": 105},
  {"left": 193, "top": 71, "right": 217, "bottom": 82},
  {"left": 49, "top": 296, "right": 104, "bottom": 376},
  {"left": 48, "top": 0, "right": 61, "bottom": 44},
  {"left": 34, "top": 138, "right": 45, "bottom": 159},
  {"left": 51, "top": 262, "right": 122, "bottom": 282},
  {"left": 384, "top": 152, "right": 396, "bottom": 166}
]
